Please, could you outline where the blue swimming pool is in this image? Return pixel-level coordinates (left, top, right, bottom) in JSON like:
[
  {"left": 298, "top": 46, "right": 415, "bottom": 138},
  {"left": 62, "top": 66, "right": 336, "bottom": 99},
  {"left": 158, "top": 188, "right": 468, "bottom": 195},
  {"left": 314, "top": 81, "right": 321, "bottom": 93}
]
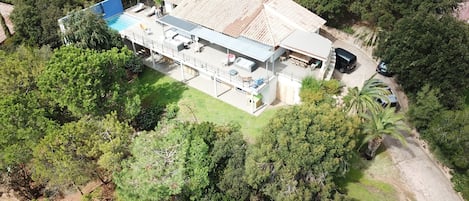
[{"left": 106, "top": 14, "right": 139, "bottom": 32}]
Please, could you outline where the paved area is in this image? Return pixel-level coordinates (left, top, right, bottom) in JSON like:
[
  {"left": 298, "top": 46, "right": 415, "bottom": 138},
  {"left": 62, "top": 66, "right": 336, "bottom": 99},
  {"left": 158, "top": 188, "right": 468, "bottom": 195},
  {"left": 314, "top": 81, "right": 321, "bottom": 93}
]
[
  {"left": 327, "top": 27, "right": 463, "bottom": 201},
  {"left": 0, "top": 2, "right": 14, "bottom": 43}
]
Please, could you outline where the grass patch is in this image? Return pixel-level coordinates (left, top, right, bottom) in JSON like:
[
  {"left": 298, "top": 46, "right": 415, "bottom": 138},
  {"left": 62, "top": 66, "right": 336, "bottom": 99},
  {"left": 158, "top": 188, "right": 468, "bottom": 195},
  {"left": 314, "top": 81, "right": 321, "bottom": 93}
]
[
  {"left": 337, "top": 152, "right": 399, "bottom": 201},
  {"left": 136, "top": 68, "right": 280, "bottom": 142}
]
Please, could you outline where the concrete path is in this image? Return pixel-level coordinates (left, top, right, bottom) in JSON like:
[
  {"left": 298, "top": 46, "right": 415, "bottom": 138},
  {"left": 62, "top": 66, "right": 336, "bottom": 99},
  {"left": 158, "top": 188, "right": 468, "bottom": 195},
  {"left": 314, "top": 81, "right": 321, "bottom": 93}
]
[{"left": 326, "top": 27, "right": 464, "bottom": 201}]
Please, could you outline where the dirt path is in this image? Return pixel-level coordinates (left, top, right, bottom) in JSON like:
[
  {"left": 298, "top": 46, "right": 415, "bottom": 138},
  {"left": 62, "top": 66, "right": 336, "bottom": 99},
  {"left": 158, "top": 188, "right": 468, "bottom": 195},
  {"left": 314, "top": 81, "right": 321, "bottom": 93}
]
[{"left": 325, "top": 26, "right": 464, "bottom": 201}]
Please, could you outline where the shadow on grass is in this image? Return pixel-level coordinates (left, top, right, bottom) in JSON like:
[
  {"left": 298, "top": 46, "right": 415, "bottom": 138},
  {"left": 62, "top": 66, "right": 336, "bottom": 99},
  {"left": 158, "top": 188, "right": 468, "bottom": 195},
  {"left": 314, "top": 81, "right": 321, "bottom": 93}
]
[
  {"left": 136, "top": 68, "right": 188, "bottom": 107},
  {"left": 335, "top": 145, "right": 394, "bottom": 201}
]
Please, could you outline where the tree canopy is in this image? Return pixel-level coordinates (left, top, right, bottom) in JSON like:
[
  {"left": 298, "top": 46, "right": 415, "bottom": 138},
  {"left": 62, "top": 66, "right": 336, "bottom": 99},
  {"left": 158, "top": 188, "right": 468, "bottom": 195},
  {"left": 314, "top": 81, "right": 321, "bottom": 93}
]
[
  {"left": 114, "top": 121, "right": 249, "bottom": 201},
  {"left": 244, "top": 104, "right": 359, "bottom": 200},
  {"left": 38, "top": 46, "right": 141, "bottom": 119},
  {"left": 10, "top": 0, "right": 87, "bottom": 48},
  {"left": 375, "top": 14, "right": 469, "bottom": 109},
  {"left": 62, "top": 10, "right": 123, "bottom": 50},
  {"left": 32, "top": 113, "right": 133, "bottom": 189}
]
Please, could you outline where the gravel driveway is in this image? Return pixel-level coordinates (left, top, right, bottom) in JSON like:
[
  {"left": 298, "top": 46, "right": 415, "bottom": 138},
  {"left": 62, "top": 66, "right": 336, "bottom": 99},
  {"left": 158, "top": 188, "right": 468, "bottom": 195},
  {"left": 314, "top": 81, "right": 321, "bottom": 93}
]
[{"left": 327, "top": 28, "right": 464, "bottom": 201}]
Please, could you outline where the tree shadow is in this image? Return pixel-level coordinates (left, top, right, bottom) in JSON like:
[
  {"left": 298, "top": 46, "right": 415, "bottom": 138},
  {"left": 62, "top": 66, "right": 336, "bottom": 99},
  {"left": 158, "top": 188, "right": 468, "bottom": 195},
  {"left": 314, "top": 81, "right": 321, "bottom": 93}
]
[{"left": 136, "top": 68, "right": 188, "bottom": 108}]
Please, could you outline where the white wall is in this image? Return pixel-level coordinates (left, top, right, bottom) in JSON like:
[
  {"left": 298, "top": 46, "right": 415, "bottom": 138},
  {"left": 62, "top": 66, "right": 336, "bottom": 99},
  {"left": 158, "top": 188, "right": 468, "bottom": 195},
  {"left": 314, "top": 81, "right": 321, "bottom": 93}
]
[
  {"left": 258, "top": 76, "right": 278, "bottom": 105},
  {"left": 164, "top": 1, "right": 174, "bottom": 13},
  {"left": 276, "top": 74, "right": 302, "bottom": 105}
]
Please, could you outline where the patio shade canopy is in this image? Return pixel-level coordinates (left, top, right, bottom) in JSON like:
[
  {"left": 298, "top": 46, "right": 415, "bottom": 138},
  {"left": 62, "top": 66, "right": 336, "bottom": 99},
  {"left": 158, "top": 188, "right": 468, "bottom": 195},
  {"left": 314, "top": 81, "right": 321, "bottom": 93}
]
[
  {"left": 158, "top": 15, "right": 274, "bottom": 62},
  {"left": 280, "top": 30, "right": 332, "bottom": 61}
]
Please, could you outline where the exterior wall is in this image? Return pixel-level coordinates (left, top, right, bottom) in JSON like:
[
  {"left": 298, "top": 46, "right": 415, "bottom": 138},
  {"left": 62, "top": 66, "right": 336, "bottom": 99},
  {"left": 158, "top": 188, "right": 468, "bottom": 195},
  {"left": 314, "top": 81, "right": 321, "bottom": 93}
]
[
  {"left": 164, "top": 1, "right": 174, "bottom": 13},
  {"left": 276, "top": 74, "right": 301, "bottom": 105},
  {"left": 258, "top": 76, "right": 277, "bottom": 105}
]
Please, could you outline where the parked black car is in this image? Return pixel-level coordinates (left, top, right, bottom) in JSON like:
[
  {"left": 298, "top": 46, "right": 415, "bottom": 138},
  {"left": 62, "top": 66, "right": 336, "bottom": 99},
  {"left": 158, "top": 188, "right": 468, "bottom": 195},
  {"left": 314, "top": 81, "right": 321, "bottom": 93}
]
[
  {"left": 335, "top": 48, "right": 357, "bottom": 73},
  {"left": 376, "top": 61, "right": 393, "bottom": 76},
  {"left": 377, "top": 86, "right": 399, "bottom": 111}
]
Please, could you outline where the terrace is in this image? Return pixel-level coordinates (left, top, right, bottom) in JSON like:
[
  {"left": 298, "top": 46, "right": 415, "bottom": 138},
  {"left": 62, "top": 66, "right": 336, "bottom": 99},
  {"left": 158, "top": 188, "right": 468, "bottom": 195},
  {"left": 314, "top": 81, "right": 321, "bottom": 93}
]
[{"left": 116, "top": 9, "right": 330, "bottom": 114}]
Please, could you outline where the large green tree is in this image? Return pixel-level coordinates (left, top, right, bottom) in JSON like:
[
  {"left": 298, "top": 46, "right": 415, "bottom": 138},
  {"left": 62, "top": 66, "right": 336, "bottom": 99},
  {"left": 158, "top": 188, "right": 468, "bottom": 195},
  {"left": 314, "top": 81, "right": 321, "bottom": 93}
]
[
  {"left": 295, "top": 0, "right": 351, "bottom": 22},
  {"left": 375, "top": 14, "right": 469, "bottom": 109},
  {"left": 32, "top": 113, "right": 133, "bottom": 192},
  {"left": 10, "top": 0, "right": 87, "bottom": 47},
  {"left": 62, "top": 10, "right": 123, "bottom": 50},
  {"left": 350, "top": 0, "right": 461, "bottom": 30},
  {"left": 38, "top": 46, "right": 141, "bottom": 119},
  {"left": 115, "top": 121, "right": 250, "bottom": 201},
  {"left": 244, "top": 104, "right": 359, "bottom": 200}
]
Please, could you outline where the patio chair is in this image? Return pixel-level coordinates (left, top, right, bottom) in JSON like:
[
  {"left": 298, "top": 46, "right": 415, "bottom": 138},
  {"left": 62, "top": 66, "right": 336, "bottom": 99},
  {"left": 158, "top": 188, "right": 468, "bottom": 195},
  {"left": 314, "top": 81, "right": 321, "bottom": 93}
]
[
  {"left": 132, "top": 2, "right": 145, "bottom": 13},
  {"left": 140, "top": 24, "right": 152, "bottom": 35},
  {"left": 145, "top": 6, "right": 157, "bottom": 17}
]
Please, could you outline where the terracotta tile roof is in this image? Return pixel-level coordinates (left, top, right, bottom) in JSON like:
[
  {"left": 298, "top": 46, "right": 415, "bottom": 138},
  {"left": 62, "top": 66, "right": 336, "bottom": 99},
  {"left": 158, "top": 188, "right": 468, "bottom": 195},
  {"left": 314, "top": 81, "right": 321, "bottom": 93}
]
[{"left": 170, "top": 0, "right": 326, "bottom": 46}]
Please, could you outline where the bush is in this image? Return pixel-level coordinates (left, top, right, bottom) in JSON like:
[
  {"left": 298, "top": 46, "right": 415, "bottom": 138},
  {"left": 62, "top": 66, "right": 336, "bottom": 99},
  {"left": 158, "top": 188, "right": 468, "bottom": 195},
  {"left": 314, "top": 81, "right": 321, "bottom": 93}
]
[
  {"left": 131, "top": 105, "right": 164, "bottom": 131},
  {"left": 300, "top": 77, "right": 341, "bottom": 104},
  {"left": 407, "top": 85, "right": 443, "bottom": 131},
  {"left": 165, "top": 102, "right": 179, "bottom": 119}
]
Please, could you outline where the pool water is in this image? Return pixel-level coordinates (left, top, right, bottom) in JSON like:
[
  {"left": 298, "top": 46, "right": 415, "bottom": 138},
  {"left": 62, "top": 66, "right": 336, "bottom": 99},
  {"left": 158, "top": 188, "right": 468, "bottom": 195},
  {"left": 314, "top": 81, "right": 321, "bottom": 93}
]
[{"left": 106, "top": 14, "right": 139, "bottom": 32}]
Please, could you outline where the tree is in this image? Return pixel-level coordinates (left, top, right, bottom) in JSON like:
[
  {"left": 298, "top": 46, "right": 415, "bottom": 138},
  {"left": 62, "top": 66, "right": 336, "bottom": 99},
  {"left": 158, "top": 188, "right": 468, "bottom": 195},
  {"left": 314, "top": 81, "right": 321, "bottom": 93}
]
[
  {"left": 423, "top": 108, "right": 469, "bottom": 198},
  {"left": 350, "top": 0, "right": 461, "bottom": 30},
  {"left": 0, "top": 45, "right": 52, "bottom": 94},
  {"left": 32, "top": 113, "right": 133, "bottom": 192},
  {"left": 375, "top": 14, "right": 469, "bottom": 109},
  {"left": 38, "top": 46, "right": 141, "bottom": 119},
  {"left": 115, "top": 121, "right": 250, "bottom": 201},
  {"left": 360, "top": 107, "right": 409, "bottom": 159},
  {"left": 10, "top": 0, "right": 86, "bottom": 47},
  {"left": 295, "top": 0, "right": 352, "bottom": 23},
  {"left": 343, "top": 76, "right": 388, "bottom": 115},
  {"left": 407, "top": 85, "right": 443, "bottom": 131},
  {"left": 62, "top": 10, "right": 123, "bottom": 50},
  {"left": 244, "top": 104, "right": 359, "bottom": 200}
]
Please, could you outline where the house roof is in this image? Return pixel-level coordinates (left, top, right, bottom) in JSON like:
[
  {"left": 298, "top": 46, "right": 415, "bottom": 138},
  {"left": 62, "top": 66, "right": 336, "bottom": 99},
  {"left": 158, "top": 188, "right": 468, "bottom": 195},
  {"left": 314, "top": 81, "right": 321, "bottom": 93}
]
[
  {"left": 170, "top": 0, "right": 326, "bottom": 46},
  {"left": 280, "top": 30, "right": 332, "bottom": 61}
]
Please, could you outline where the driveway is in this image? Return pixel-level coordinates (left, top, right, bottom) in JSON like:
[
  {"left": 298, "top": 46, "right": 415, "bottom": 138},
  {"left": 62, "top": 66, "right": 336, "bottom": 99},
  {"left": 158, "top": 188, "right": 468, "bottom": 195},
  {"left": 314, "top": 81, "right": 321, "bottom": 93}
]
[{"left": 326, "top": 28, "right": 463, "bottom": 201}]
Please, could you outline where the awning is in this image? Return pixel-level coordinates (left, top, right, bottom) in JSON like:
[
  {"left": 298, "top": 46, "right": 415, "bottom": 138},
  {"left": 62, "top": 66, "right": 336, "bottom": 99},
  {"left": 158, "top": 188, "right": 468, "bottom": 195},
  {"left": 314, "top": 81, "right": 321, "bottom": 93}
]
[
  {"left": 158, "top": 15, "right": 197, "bottom": 32},
  {"left": 157, "top": 15, "right": 274, "bottom": 62},
  {"left": 280, "top": 30, "right": 332, "bottom": 61},
  {"left": 190, "top": 27, "right": 273, "bottom": 62}
]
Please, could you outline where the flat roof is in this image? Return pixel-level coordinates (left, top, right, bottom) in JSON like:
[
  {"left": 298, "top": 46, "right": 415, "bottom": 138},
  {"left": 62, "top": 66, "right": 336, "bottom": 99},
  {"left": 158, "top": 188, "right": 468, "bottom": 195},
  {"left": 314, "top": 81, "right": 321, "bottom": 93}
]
[
  {"left": 280, "top": 30, "right": 332, "bottom": 61},
  {"left": 158, "top": 15, "right": 274, "bottom": 62},
  {"left": 158, "top": 15, "right": 197, "bottom": 32}
]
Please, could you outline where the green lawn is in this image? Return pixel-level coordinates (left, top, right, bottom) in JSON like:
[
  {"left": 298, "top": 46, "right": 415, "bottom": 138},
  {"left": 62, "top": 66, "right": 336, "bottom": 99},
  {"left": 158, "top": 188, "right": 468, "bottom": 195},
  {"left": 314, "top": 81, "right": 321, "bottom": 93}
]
[{"left": 136, "top": 68, "right": 280, "bottom": 142}]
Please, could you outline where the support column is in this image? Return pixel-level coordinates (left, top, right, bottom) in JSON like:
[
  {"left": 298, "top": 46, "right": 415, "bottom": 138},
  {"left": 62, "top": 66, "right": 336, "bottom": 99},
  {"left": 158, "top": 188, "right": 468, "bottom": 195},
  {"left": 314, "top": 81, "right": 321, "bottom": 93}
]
[
  {"left": 213, "top": 76, "right": 218, "bottom": 97},
  {"left": 250, "top": 93, "right": 255, "bottom": 114},
  {"left": 131, "top": 33, "right": 136, "bottom": 53},
  {"left": 180, "top": 60, "right": 185, "bottom": 81}
]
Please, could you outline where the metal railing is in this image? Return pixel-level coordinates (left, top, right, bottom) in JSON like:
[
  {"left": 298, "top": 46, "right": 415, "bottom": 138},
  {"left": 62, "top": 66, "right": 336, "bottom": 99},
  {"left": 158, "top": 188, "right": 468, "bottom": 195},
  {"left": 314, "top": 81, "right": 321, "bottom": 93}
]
[{"left": 121, "top": 30, "right": 272, "bottom": 92}]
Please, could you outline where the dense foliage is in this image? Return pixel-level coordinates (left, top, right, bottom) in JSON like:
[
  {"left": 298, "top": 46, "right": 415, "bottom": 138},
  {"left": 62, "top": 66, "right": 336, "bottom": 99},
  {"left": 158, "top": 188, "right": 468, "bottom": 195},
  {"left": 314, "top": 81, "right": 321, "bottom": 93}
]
[
  {"left": 38, "top": 46, "right": 141, "bottom": 119},
  {"left": 115, "top": 121, "right": 250, "bottom": 201},
  {"left": 9, "top": 0, "right": 88, "bottom": 48},
  {"left": 245, "top": 104, "right": 359, "bottom": 200},
  {"left": 300, "top": 76, "right": 341, "bottom": 104},
  {"left": 62, "top": 10, "right": 123, "bottom": 50},
  {"left": 408, "top": 87, "right": 469, "bottom": 198},
  {"left": 32, "top": 113, "right": 133, "bottom": 191},
  {"left": 375, "top": 14, "right": 469, "bottom": 109}
]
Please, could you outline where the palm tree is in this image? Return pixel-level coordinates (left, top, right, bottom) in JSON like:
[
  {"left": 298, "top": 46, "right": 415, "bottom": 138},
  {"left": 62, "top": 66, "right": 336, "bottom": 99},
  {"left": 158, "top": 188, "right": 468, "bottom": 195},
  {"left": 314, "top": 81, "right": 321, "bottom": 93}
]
[
  {"left": 360, "top": 107, "right": 410, "bottom": 159},
  {"left": 343, "top": 75, "right": 389, "bottom": 116}
]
